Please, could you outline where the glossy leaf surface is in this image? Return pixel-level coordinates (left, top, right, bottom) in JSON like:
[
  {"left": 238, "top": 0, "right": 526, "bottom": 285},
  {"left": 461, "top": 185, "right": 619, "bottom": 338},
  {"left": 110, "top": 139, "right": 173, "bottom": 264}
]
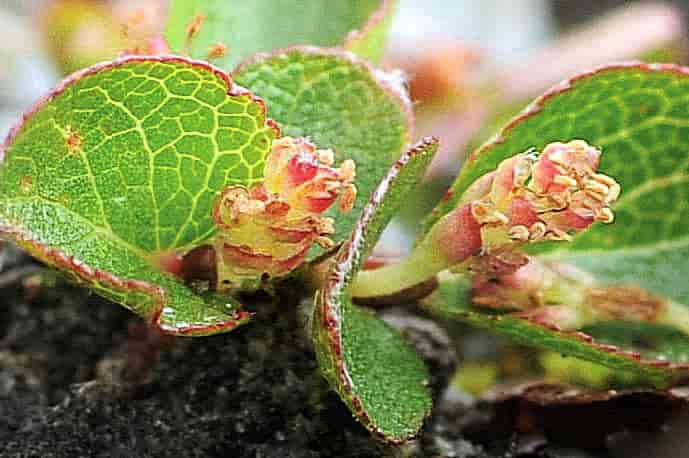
[{"left": 0, "top": 57, "right": 279, "bottom": 334}]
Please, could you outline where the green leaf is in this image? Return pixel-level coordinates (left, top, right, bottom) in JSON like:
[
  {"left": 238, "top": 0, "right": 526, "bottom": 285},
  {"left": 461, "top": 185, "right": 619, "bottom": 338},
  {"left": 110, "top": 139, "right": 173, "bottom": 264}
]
[
  {"left": 583, "top": 321, "right": 689, "bottom": 366},
  {"left": 423, "top": 273, "right": 689, "bottom": 388},
  {"left": 344, "top": 0, "right": 398, "bottom": 63},
  {"left": 419, "top": 63, "right": 689, "bottom": 385},
  {"left": 312, "top": 138, "right": 438, "bottom": 443},
  {"left": 425, "top": 63, "right": 689, "bottom": 306},
  {"left": 165, "top": 0, "right": 393, "bottom": 69},
  {"left": 0, "top": 56, "right": 280, "bottom": 335},
  {"left": 234, "top": 47, "right": 413, "bottom": 259}
]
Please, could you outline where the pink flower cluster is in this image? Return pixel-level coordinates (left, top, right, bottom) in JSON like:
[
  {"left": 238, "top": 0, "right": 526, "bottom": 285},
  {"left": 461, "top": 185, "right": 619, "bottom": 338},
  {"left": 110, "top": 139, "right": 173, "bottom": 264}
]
[
  {"left": 432, "top": 140, "right": 619, "bottom": 268},
  {"left": 212, "top": 137, "right": 356, "bottom": 287}
]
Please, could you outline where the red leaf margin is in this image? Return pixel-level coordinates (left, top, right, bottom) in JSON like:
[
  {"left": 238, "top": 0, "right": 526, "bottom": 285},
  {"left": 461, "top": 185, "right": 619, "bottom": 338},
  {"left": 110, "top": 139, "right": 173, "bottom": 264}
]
[
  {"left": 314, "top": 138, "right": 438, "bottom": 444},
  {"left": 426, "top": 61, "right": 689, "bottom": 231},
  {"left": 0, "top": 55, "right": 282, "bottom": 336},
  {"left": 343, "top": 0, "right": 397, "bottom": 51}
]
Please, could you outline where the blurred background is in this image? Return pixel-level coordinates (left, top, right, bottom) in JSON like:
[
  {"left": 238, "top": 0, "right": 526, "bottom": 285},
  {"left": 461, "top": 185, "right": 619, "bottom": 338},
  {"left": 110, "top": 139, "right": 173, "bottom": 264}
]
[
  {"left": 2, "top": 0, "right": 689, "bottom": 161},
  {"left": 2, "top": 2, "right": 689, "bottom": 456}
]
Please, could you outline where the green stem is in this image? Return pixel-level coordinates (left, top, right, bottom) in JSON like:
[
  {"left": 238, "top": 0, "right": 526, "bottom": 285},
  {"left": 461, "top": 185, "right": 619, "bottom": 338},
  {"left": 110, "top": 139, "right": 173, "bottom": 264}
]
[{"left": 350, "top": 243, "right": 450, "bottom": 298}]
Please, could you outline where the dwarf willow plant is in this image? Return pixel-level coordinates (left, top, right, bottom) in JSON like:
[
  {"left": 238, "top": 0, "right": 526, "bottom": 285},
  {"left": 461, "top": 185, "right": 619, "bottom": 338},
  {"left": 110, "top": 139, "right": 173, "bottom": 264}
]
[{"left": 2, "top": 0, "right": 689, "bottom": 444}]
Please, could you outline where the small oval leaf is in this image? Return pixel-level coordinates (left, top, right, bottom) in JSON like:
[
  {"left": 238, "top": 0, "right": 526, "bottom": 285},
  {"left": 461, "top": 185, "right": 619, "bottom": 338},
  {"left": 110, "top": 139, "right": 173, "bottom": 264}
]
[
  {"left": 313, "top": 139, "right": 438, "bottom": 443},
  {"left": 423, "top": 272, "right": 689, "bottom": 388},
  {"left": 417, "top": 64, "right": 689, "bottom": 381}
]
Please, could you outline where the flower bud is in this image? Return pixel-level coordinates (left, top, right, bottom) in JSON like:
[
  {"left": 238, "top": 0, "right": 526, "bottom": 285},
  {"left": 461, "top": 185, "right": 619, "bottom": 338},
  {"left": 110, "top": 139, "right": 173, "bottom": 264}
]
[
  {"left": 212, "top": 137, "right": 356, "bottom": 288},
  {"left": 429, "top": 140, "right": 619, "bottom": 266}
]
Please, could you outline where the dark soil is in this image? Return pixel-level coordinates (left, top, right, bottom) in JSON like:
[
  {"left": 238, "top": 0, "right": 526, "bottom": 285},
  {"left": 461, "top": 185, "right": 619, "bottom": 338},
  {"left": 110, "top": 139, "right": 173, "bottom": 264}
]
[{"left": 0, "top": 245, "right": 686, "bottom": 458}]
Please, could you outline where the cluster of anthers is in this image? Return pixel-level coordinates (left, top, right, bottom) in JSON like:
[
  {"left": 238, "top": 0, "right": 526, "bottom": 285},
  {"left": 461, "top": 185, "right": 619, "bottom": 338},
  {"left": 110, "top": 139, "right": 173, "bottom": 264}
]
[
  {"left": 472, "top": 139, "right": 620, "bottom": 250},
  {"left": 427, "top": 139, "right": 620, "bottom": 278},
  {"left": 439, "top": 141, "right": 621, "bottom": 315},
  {"left": 212, "top": 137, "right": 356, "bottom": 288},
  {"left": 344, "top": 140, "right": 621, "bottom": 302}
]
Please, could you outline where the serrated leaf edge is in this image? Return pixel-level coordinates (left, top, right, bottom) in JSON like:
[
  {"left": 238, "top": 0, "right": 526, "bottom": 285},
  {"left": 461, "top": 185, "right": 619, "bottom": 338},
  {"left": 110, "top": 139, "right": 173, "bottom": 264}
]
[
  {"left": 2, "top": 55, "right": 281, "bottom": 159},
  {"left": 1, "top": 224, "right": 252, "bottom": 335},
  {"left": 439, "top": 306, "right": 689, "bottom": 386},
  {"left": 482, "top": 380, "right": 689, "bottom": 406},
  {"left": 417, "top": 61, "right": 689, "bottom": 383}
]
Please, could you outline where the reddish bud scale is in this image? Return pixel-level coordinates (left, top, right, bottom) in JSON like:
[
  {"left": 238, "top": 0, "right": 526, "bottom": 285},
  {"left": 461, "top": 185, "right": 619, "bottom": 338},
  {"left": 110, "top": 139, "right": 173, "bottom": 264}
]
[
  {"left": 471, "top": 256, "right": 671, "bottom": 334},
  {"left": 471, "top": 258, "right": 552, "bottom": 310},
  {"left": 508, "top": 196, "right": 540, "bottom": 228},
  {"left": 301, "top": 191, "right": 338, "bottom": 214},
  {"left": 221, "top": 244, "right": 275, "bottom": 272},
  {"left": 433, "top": 203, "right": 482, "bottom": 264},
  {"left": 269, "top": 226, "right": 313, "bottom": 243}
]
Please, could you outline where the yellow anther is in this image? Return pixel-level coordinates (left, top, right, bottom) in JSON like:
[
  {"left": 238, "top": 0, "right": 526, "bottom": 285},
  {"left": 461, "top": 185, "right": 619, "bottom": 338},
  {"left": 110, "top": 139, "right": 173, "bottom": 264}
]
[
  {"left": 471, "top": 201, "right": 491, "bottom": 220},
  {"left": 317, "top": 217, "right": 336, "bottom": 235},
  {"left": 584, "top": 180, "right": 610, "bottom": 197},
  {"left": 339, "top": 159, "right": 357, "bottom": 182},
  {"left": 339, "top": 184, "right": 357, "bottom": 213},
  {"left": 606, "top": 183, "right": 621, "bottom": 203},
  {"left": 508, "top": 225, "right": 531, "bottom": 242},
  {"left": 553, "top": 175, "right": 578, "bottom": 188},
  {"left": 317, "top": 149, "right": 335, "bottom": 166},
  {"left": 529, "top": 222, "right": 547, "bottom": 241},
  {"left": 532, "top": 194, "right": 568, "bottom": 213},
  {"left": 323, "top": 180, "right": 342, "bottom": 192},
  {"left": 315, "top": 236, "right": 336, "bottom": 249},
  {"left": 569, "top": 139, "right": 591, "bottom": 154},
  {"left": 583, "top": 184, "right": 608, "bottom": 201},
  {"left": 595, "top": 207, "right": 615, "bottom": 223},
  {"left": 545, "top": 228, "right": 573, "bottom": 241},
  {"left": 592, "top": 173, "right": 618, "bottom": 187}
]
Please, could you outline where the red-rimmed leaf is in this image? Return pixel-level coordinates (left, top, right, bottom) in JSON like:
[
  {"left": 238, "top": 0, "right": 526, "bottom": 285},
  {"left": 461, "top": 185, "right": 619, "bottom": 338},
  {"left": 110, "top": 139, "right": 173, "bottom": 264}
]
[
  {"left": 0, "top": 56, "right": 280, "bottom": 335},
  {"left": 344, "top": 0, "right": 398, "bottom": 63},
  {"left": 414, "top": 63, "right": 689, "bottom": 384},
  {"left": 312, "top": 138, "right": 438, "bottom": 443},
  {"left": 422, "top": 272, "right": 689, "bottom": 388},
  {"left": 423, "top": 64, "right": 689, "bottom": 303}
]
